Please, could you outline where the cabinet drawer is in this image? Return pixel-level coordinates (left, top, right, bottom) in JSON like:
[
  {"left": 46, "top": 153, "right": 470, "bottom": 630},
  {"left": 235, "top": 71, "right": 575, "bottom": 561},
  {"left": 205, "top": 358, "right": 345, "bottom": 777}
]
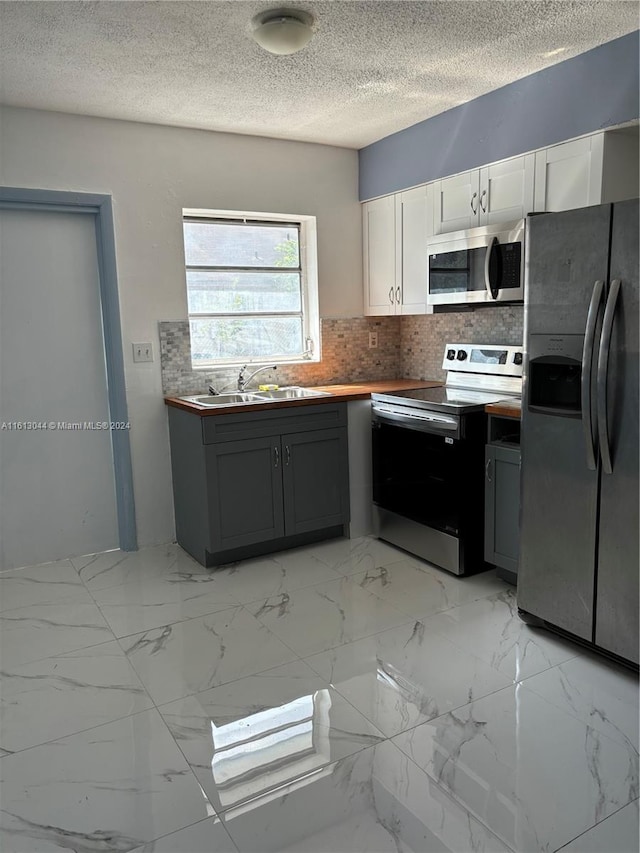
[{"left": 202, "top": 403, "right": 347, "bottom": 444}]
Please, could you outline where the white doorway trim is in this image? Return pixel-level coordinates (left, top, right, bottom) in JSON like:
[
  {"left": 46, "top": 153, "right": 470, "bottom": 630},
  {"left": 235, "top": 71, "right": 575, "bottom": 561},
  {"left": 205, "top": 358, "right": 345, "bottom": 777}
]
[{"left": 0, "top": 186, "right": 137, "bottom": 551}]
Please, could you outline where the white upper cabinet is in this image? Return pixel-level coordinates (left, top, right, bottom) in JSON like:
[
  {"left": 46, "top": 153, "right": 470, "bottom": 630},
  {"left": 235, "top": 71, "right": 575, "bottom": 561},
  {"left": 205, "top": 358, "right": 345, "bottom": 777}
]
[
  {"left": 534, "top": 129, "right": 639, "bottom": 212},
  {"left": 534, "top": 135, "right": 604, "bottom": 212},
  {"left": 479, "top": 154, "right": 535, "bottom": 225},
  {"left": 363, "top": 185, "right": 433, "bottom": 316},
  {"left": 362, "top": 126, "right": 638, "bottom": 315},
  {"left": 396, "top": 185, "right": 432, "bottom": 315},
  {"left": 434, "top": 154, "right": 535, "bottom": 234},
  {"left": 362, "top": 195, "right": 396, "bottom": 315},
  {"left": 433, "top": 170, "right": 480, "bottom": 233}
]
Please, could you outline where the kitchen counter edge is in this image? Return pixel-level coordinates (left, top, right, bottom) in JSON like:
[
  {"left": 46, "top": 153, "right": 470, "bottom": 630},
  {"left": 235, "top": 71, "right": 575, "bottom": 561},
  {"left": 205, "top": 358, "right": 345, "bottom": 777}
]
[
  {"left": 485, "top": 401, "right": 522, "bottom": 419},
  {"left": 164, "top": 379, "right": 441, "bottom": 416}
]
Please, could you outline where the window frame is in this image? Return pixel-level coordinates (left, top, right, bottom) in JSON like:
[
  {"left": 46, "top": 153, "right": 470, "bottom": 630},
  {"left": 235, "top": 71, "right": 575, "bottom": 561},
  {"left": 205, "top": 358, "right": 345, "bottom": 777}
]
[{"left": 182, "top": 208, "right": 320, "bottom": 368}]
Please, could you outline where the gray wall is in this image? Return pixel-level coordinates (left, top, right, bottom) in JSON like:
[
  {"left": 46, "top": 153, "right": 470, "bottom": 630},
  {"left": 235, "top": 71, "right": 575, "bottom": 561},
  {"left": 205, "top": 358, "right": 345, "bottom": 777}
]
[{"left": 359, "top": 31, "right": 640, "bottom": 201}]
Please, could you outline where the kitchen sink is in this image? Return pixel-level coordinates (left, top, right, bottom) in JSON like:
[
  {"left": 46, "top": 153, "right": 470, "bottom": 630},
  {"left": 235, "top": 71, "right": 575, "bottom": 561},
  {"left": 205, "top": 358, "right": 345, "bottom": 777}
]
[
  {"left": 180, "top": 392, "right": 265, "bottom": 407},
  {"left": 251, "top": 387, "right": 333, "bottom": 400},
  {"left": 178, "top": 387, "right": 333, "bottom": 408}
]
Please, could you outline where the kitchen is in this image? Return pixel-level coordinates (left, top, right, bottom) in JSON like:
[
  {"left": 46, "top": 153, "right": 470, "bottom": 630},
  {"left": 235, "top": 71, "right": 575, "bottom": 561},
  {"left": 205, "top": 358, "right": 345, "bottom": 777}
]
[{"left": 0, "top": 3, "right": 638, "bottom": 852}]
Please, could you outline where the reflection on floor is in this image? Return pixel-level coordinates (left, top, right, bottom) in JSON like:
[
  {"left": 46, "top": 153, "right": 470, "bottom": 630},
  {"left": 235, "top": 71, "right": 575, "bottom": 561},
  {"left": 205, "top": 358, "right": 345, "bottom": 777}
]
[{"left": 0, "top": 537, "right": 637, "bottom": 852}]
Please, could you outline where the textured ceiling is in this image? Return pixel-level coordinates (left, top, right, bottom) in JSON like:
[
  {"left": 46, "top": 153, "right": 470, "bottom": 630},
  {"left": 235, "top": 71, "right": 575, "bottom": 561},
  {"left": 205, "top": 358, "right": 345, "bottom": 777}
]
[{"left": 0, "top": 1, "right": 637, "bottom": 148}]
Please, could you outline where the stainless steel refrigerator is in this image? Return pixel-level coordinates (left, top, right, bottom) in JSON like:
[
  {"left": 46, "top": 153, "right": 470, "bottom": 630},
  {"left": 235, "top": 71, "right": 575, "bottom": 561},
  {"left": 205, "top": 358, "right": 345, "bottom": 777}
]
[{"left": 518, "top": 199, "right": 639, "bottom": 667}]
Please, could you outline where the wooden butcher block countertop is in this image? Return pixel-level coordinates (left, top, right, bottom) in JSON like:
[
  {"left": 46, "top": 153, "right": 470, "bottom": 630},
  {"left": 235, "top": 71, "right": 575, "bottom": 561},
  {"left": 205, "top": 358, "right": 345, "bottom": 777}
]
[
  {"left": 485, "top": 399, "right": 522, "bottom": 419},
  {"left": 164, "top": 379, "right": 442, "bottom": 416}
]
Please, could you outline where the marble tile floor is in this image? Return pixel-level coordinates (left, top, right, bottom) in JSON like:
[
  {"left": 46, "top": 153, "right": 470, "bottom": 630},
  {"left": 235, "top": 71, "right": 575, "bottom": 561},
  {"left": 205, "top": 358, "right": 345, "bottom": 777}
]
[{"left": 0, "top": 537, "right": 637, "bottom": 852}]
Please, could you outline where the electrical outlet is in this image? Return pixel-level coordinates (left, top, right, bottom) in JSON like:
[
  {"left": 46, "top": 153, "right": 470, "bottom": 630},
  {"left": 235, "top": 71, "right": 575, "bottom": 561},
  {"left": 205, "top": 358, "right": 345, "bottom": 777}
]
[
  {"left": 133, "top": 342, "right": 153, "bottom": 363},
  {"left": 368, "top": 331, "right": 378, "bottom": 349}
]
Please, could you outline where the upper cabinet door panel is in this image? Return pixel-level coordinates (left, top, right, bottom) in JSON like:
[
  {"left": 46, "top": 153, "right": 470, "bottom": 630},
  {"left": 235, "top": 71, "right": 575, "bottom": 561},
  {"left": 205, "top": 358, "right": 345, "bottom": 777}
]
[
  {"left": 433, "top": 171, "right": 480, "bottom": 234},
  {"left": 363, "top": 196, "right": 396, "bottom": 315},
  {"left": 397, "top": 185, "right": 432, "bottom": 315},
  {"left": 533, "top": 134, "right": 604, "bottom": 213},
  {"left": 479, "top": 154, "right": 535, "bottom": 225}
]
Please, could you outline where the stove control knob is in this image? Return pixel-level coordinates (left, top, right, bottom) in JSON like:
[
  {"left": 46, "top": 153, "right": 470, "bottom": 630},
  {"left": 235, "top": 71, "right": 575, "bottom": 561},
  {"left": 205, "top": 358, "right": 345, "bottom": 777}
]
[
  {"left": 513, "top": 352, "right": 523, "bottom": 365},
  {"left": 456, "top": 350, "right": 468, "bottom": 361},
  {"left": 446, "top": 349, "right": 456, "bottom": 360}
]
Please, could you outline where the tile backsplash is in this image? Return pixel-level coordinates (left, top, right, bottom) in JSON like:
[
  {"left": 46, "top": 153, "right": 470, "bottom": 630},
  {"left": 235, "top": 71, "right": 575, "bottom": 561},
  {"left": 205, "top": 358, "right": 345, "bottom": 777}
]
[
  {"left": 159, "top": 318, "right": 402, "bottom": 396},
  {"left": 401, "top": 306, "right": 524, "bottom": 382},
  {"left": 159, "top": 307, "right": 524, "bottom": 395}
]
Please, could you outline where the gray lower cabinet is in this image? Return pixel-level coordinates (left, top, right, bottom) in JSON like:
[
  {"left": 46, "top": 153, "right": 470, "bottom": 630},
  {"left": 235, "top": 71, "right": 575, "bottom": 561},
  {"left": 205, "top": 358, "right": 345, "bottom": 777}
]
[
  {"left": 484, "top": 442, "right": 521, "bottom": 580},
  {"left": 282, "top": 428, "right": 349, "bottom": 536},
  {"left": 207, "top": 436, "right": 285, "bottom": 552},
  {"left": 168, "top": 403, "right": 350, "bottom": 566}
]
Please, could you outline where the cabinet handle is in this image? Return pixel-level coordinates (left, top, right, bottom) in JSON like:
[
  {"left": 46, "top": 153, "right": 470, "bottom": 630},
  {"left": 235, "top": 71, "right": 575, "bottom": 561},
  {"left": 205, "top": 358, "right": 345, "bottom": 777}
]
[
  {"left": 389, "top": 287, "right": 394, "bottom": 304},
  {"left": 285, "top": 445, "right": 291, "bottom": 466},
  {"left": 470, "top": 191, "right": 478, "bottom": 214},
  {"left": 396, "top": 286, "right": 401, "bottom": 305},
  {"left": 274, "top": 446, "right": 279, "bottom": 468},
  {"left": 479, "top": 189, "right": 487, "bottom": 212},
  {"left": 485, "top": 458, "right": 492, "bottom": 482}
]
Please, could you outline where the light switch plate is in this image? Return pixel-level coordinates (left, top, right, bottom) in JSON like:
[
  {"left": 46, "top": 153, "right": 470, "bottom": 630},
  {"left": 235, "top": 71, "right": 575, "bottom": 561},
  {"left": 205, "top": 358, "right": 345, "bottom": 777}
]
[{"left": 133, "top": 342, "right": 153, "bottom": 363}]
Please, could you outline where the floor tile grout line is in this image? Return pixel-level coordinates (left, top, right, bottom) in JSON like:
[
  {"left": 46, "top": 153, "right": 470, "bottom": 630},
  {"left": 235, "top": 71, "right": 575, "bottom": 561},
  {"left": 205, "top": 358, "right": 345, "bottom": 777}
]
[
  {"left": 552, "top": 798, "right": 640, "bottom": 853},
  {"left": 347, "top": 574, "right": 515, "bottom": 625},
  {"left": 388, "top": 731, "right": 518, "bottom": 853},
  {"left": 247, "top": 592, "right": 418, "bottom": 662},
  {"left": 204, "top": 566, "right": 350, "bottom": 609},
  {"left": 0, "top": 703, "right": 169, "bottom": 761},
  {"left": 128, "top": 637, "right": 393, "bottom": 827},
  {"left": 132, "top": 815, "right": 240, "bottom": 853},
  {"left": 115, "top": 609, "right": 307, "bottom": 708},
  {"left": 156, "top": 707, "right": 391, "bottom": 824},
  {"left": 515, "top": 679, "right": 640, "bottom": 755}
]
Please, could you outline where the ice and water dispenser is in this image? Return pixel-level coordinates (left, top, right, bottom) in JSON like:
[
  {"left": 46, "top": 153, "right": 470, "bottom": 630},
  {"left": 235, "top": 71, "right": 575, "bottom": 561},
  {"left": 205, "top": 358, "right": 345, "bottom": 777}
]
[{"left": 527, "top": 335, "right": 584, "bottom": 416}]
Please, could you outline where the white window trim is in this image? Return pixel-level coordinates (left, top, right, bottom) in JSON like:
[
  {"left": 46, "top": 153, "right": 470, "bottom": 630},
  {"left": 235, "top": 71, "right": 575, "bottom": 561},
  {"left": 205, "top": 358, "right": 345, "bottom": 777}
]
[{"left": 182, "top": 208, "right": 320, "bottom": 369}]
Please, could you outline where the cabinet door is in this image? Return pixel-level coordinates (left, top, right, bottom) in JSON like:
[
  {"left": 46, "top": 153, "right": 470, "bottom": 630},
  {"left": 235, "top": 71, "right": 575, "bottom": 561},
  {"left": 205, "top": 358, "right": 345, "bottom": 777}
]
[
  {"left": 484, "top": 444, "right": 521, "bottom": 573},
  {"left": 478, "top": 154, "right": 534, "bottom": 225},
  {"left": 433, "top": 170, "right": 480, "bottom": 234},
  {"left": 533, "top": 134, "right": 604, "bottom": 213},
  {"left": 206, "top": 437, "right": 284, "bottom": 552},
  {"left": 396, "top": 185, "right": 432, "bottom": 315},
  {"left": 282, "top": 428, "right": 349, "bottom": 536},
  {"left": 363, "top": 196, "right": 396, "bottom": 315}
]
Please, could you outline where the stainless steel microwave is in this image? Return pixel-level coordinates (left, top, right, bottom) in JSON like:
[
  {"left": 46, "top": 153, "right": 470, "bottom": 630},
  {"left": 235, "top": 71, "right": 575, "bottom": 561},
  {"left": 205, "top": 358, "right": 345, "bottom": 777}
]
[{"left": 427, "top": 219, "right": 525, "bottom": 307}]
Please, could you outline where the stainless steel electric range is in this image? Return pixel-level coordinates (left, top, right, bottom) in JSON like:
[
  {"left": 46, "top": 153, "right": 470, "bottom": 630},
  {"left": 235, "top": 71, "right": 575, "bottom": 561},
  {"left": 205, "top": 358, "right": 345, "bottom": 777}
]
[{"left": 371, "top": 343, "right": 523, "bottom": 575}]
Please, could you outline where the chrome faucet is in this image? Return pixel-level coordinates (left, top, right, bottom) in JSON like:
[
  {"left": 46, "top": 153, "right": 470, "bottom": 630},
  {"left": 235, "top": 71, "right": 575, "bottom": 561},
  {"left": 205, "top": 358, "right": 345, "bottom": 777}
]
[{"left": 237, "top": 364, "right": 277, "bottom": 392}]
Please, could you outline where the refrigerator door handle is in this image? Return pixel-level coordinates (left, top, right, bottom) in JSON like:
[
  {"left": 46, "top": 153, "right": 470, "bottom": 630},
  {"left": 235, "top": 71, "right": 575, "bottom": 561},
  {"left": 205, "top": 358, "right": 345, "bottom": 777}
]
[
  {"left": 597, "top": 279, "right": 621, "bottom": 475},
  {"left": 581, "top": 280, "right": 605, "bottom": 470}
]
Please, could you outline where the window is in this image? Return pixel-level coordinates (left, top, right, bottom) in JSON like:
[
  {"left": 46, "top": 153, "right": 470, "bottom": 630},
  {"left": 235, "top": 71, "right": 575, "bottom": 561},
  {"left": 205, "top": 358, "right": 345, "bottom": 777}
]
[{"left": 182, "top": 210, "right": 319, "bottom": 367}]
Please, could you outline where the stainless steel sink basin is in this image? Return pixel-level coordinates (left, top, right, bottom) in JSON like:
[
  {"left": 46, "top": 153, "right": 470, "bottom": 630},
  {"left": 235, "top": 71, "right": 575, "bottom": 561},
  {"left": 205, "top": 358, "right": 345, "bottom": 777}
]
[
  {"left": 252, "top": 387, "right": 333, "bottom": 400},
  {"left": 178, "top": 387, "right": 333, "bottom": 408},
  {"left": 180, "top": 392, "right": 264, "bottom": 407}
]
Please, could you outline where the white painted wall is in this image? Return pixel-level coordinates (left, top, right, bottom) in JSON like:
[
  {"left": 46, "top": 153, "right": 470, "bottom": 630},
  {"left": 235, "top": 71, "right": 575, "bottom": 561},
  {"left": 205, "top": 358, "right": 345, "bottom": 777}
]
[{"left": 0, "top": 106, "right": 362, "bottom": 548}]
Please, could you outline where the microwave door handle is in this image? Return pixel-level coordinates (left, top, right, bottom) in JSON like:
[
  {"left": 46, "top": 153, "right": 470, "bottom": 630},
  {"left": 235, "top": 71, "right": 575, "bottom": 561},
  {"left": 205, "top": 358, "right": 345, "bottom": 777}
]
[
  {"left": 581, "top": 280, "right": 604, "bottom": 471},
  {"left": 484, "top": 236, "right": 499, "bottom": 300},
  {"left": 597, "top": 279, "right": 621, "bottom": 475}
]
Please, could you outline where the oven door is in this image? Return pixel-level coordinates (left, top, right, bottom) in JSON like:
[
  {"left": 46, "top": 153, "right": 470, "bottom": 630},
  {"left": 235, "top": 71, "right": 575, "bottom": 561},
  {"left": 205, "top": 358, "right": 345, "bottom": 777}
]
[
  {"left": 372, "top": 410, "right": 466, "bottom": 536},
  {"left": 427, "top": 220, "right": 524, "bottom": 307}
]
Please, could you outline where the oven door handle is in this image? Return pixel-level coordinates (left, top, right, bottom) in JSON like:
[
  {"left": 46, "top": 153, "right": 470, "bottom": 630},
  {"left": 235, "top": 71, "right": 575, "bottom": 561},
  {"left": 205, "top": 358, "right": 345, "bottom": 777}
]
[{"left": 372, "top": 405, "right": 459, "bottom": 434}]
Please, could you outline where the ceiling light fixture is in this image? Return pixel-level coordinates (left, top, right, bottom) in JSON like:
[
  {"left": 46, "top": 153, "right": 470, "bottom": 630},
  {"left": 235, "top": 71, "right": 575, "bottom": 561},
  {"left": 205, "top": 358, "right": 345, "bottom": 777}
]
[{"left": 251, "top": 8, "right": 314, "bottom": 56}]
